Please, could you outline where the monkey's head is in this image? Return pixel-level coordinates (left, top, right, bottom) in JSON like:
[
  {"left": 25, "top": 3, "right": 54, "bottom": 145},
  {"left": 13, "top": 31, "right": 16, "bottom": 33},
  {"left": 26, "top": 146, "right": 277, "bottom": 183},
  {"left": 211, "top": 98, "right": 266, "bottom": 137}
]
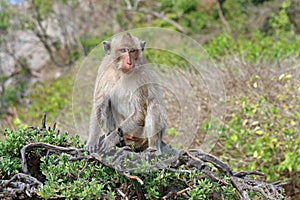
[{"left": 102, "top": 33, "right": 146, "bottom": 74}]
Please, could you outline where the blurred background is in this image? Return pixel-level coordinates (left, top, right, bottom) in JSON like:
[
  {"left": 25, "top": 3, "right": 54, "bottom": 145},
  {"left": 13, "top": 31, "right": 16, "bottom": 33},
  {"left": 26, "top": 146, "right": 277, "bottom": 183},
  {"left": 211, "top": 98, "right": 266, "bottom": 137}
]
[{"left": 0, "top": 0, "right": 299, "bottom": 198}]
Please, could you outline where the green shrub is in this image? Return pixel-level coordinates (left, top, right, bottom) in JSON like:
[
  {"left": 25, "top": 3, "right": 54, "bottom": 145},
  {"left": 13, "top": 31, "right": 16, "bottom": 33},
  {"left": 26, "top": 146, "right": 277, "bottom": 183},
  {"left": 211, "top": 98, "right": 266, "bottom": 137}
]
[
  {"left": 0, "top": 1, "right": 10, "bottom": 30},
  {"left": 38, "top": 153, "right": 116, "bottom": 199},
  {"left": 0, "top": 126, "right": 247, "bottom": 199},
  {"left": 204, "top": 31, "right": 300, "bottom": 61},
  {"left": 0, "top": 127, "right": 80, "bottom": 179},
  {"left": 17, "top": 74, "right": 73, "bottom": 126},
  {"left": 208, "top": 71, "right": 300, "bottom": 194},
  {"left": 80, "top": 35, "right": 101, "bottom": 55},
  {"left": 268, "top": 0, "right": 295, "bottom": 36}
]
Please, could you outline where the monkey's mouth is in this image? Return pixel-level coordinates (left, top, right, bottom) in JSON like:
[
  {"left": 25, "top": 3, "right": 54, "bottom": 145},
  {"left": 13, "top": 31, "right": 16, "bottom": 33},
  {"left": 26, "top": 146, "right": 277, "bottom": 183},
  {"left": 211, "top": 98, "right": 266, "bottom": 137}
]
[
  {"left": 122, "top": 65, "right": 135, "bottom": 74},
  {"left": 117, "top": 60, "right": 135, "bottom": 74}
]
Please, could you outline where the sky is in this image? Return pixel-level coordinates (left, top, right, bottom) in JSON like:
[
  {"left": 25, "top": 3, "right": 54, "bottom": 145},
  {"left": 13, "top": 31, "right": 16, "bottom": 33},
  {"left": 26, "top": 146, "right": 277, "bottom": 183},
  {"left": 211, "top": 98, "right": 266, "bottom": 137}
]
[{"left": 8, "top": 0, "right": 24, "bottom": 5}]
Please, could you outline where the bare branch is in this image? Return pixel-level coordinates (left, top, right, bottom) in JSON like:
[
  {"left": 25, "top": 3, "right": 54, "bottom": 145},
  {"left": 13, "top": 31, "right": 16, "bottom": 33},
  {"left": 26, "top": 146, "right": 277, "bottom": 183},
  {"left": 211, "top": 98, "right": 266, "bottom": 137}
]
[
  {"left": 133, "top": 8, "right": 185, "bottom": 33},
  {"left": 216, "top": 0, "right": 231, "bottom": 33},
  {"left": 118, "top": 2, "right": 186, "bottom": 33},
  {"left": 124, "top": 0, "right": 132, "bottom": 9},
  {"left": 133, "top": 0, "right": 141, "bottom": 9}
]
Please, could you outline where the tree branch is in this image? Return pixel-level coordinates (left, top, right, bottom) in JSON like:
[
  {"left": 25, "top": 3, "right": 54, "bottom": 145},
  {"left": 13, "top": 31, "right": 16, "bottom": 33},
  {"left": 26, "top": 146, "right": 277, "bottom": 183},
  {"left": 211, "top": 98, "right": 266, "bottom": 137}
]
[
  {"left": 119, "top": 3, "right": 185, "bottom": 33},
  {"left": 216, "top": 0, "right": 231, "bottom": 33}
]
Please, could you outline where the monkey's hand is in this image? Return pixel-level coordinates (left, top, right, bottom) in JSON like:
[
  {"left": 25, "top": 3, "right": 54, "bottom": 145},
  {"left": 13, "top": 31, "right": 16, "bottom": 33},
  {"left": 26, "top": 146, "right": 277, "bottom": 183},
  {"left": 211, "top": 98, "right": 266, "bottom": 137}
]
[
  {"left": 99, "top": 129, "right": 123, "bottom": 153},
  {"left": 85, "top": 139, "right": 100, "bottom": 153}
]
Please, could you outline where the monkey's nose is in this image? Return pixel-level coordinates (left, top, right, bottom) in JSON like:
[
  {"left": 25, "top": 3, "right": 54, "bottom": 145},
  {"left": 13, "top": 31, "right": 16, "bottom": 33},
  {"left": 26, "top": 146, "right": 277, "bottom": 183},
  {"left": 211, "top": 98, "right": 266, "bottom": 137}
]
[{"left": 126, "top": 54, "right": 132, "bottom": 65}]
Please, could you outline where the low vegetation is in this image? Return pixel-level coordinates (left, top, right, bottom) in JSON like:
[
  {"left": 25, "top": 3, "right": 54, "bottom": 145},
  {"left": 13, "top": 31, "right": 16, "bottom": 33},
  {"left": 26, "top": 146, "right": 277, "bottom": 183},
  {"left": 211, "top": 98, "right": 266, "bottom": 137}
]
[{"left": 0, "top": 119, "right": 285, "bottom": 199}]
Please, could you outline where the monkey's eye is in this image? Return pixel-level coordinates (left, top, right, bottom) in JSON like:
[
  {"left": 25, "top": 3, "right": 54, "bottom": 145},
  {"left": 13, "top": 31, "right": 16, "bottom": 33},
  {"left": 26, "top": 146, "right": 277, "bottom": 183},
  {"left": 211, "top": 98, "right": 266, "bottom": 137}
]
[
  {"left": 129, "top": 48, "right": 136, "bottom": 53},
  {"left": 119, "top": 49, "right": 128, "bottom": 53}
]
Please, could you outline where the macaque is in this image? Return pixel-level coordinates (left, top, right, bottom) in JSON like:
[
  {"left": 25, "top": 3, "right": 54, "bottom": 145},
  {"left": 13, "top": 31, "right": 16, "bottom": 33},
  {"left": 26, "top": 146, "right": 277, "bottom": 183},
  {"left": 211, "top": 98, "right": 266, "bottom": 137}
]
[{"left": 85, "top": 33, "right": 166, "bottom": 154}]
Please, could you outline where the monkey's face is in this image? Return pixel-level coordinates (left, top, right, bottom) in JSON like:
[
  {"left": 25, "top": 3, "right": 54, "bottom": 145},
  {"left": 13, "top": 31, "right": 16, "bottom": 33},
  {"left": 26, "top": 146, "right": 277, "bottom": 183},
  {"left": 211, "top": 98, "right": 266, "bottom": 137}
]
[
  {"left": 118, "top": 48, "right": 139, "bottom": 73},
  {"left": 103, "top": 33, "right": 146, "bottom": 74}
]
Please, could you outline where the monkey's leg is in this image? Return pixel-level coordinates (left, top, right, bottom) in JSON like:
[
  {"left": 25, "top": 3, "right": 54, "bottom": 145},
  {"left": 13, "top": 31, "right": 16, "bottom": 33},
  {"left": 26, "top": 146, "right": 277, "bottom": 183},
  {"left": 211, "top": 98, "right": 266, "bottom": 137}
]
[{"left": 144, "top": 100, "right": 166, "bottom": 155}]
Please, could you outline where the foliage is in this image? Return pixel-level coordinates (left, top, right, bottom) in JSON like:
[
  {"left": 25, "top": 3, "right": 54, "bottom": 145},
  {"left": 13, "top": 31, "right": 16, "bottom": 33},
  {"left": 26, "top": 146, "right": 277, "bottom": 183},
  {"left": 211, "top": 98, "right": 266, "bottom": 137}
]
[
  {"left": 80, "top": 35, "right": 101, "bottom": 56},
  {"left": 207, "top": 67, "right": 300, "bottom": 197},
  {"left": 16, "top": 74, "right": 73, "bottom": 126},
  {"left": 37, "top": 152, "right": 240, "bottom": 199},
  {"left": 31, "top": 0, "right": 73, "bottom": 20},
  {"left": 38, "top": 153, "right": 116, "bottom": 199},
  {"left": 0, "top": 0, "right": 10, "bottom": 30},
  {"left": 0, "top": 126, "right": 253, "bottom": 199},
  {"left": 221, "top": 0, "right": 249, "bottom": 34},
  {"left": 0, "top": 127, "right": 80, "bottom": 179},
  {"left": 144, "top": 49, "right": 190, "bottom": 69},
  {"left": 218, "top": 96, "right": 300, "bottom": 180},
  {"left": 204, "top": 31, "right": 300, "bottom": 61},
  {"left": 268, "top": 0, "right": 294, "bottom": 36},
  {"left": 204, "top": 0, "right": 300, "bottom": 63},
  {"left": 0, "top": 62, "right": 32, "bottom": 114},
  {"left": 151, "top": 0, "right": 215, "bottom": 33},
  {"left": 32, "top": 0, "right": 53, "bottom": 20}
]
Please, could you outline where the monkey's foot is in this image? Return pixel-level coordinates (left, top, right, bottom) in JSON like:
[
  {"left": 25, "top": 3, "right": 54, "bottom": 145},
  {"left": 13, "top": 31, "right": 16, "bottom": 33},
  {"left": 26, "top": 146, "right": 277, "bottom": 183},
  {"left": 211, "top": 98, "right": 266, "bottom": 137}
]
[
  {"left": 85, "top": 141, "right": 100, "bottom": 153},
  {"left": 141, "top": 148, "right": 159, "bottom": 161},
  {"left": 99, "top": 130, "right": 122, "bottom": 154}
]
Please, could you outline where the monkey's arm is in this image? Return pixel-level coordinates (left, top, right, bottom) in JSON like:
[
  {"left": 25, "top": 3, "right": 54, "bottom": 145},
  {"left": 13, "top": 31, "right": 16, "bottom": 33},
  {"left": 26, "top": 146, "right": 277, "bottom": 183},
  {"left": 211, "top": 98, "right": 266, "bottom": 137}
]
[
  {"left": 86, "top": 97, "right": 110, "bottom": 153},
  {"left": 118, "top": 101, "right": 145, "bottom": 135},
  {"left": 86, "top": 105, "right": 102, "bottom": 153},
  {"left": 99, "top": 107, "right": 143, "bottom": 153},
  {"left": 119, "top": 85, "right": 164, "bottom": 135}
]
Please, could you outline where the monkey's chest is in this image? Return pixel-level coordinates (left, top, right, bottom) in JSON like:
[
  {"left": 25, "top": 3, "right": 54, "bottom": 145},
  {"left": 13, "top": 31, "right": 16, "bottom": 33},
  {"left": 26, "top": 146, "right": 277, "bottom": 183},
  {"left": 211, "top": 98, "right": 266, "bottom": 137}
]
[{"left": 110, "top": 90, "right": 135, "bottom": 119}]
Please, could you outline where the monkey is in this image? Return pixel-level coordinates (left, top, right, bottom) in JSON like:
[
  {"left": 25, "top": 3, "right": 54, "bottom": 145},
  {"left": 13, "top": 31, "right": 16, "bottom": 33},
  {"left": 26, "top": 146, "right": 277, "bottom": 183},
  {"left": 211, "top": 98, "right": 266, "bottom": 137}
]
[{"left": 85, "top": 32, "right": 167, "bottom": 155}]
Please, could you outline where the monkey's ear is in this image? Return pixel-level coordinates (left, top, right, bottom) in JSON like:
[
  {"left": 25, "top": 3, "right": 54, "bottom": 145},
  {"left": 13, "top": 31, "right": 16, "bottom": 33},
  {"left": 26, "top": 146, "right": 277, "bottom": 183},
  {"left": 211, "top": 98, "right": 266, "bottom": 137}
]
[
  {"left": 140, "top": 41, "right": 146, "bottom": 51},
  {"left": 102, "top": 41, "right": 111, "bottom": 55}
]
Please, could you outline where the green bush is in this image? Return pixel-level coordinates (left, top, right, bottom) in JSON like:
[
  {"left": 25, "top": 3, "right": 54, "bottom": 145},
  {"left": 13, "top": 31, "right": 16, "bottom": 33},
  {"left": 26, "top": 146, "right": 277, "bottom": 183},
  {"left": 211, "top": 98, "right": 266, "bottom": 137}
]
[
  {"left": 80, "top": 35, "right": 101, "bottom": 55},
  {"left": 0, "top": 127, "right": 80, "bottom": 179},
  {"left": 204, "top": 31, "right": 300, "bottom": 61},
  {"left": 0, "top": 126, "right": 250, "bottom": 199},
  {"left": 38, "top": 153, "right": 117, "bottom": 199},
  {"left": 0, "top": 1, "right": 10, "bottom": 30},
  {"left": 17, "top": 74, "right": 73, "bottom": 126},
  {"left": 268, "top": 0, "right": 295, "bottom": 36},
  {"left": 207, "top": 70, "right": 300, "bottom": 196},
  {"left": 38, "top": 156, "right": 239, "bottom": 199},
  {"left": 218, "top": 96, "right": 299, "bottom": 180},
  {"left": 153, "top": 0, "right": 213, "bottom": 33}
]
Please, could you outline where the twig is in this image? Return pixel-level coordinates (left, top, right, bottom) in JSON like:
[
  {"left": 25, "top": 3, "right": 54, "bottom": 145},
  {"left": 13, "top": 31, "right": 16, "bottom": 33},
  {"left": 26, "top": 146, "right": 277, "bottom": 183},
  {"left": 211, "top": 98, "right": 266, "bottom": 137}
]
[
  {"left": 131, "top": 8, "right": 185, "bottom": 33},
  {"left": 177, "top": 186, "right": 194, "bottom": 195},
  {"left": 234, "top": 171, "right": 264, "bottom": 177},
  {"left": 117, "top": 188, "right": 128, "bottom": 200},
  {"left": 216, "top": 0, "right": 231, "bottom": 33},
  {"left": 41, "top": 113, "right": 46, "bottom": 130},
  {"left": 123, "top": 173, "right": 144, "bottom": 185}
]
